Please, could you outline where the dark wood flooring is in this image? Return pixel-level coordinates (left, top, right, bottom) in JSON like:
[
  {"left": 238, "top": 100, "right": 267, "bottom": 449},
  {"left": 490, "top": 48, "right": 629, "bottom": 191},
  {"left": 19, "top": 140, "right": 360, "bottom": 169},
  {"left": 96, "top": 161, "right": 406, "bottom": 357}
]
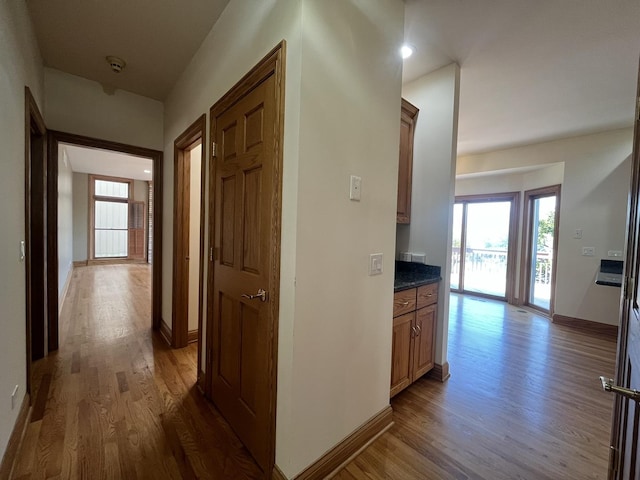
[{"left": 335, "top": 293, "right": 617, "bottom": 480}]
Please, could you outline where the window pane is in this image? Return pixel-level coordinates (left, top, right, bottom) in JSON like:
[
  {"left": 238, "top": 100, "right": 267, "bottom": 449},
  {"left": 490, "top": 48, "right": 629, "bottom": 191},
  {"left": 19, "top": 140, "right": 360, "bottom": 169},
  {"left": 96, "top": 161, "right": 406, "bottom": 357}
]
[
  {"left": 95, "top": 201, "right": 128, "bottom": 229},
  {"left": 450, "top": 203, "right": 463, "bottom": 290},
  {"left": 95, "top": 230, "right": 128, "bottom": 258},
  {"left": 463, "top": 201, "right": 511, "bottom": 298},
  {"left": 95, "top": 179, "right": 129, "bottom": 198}
]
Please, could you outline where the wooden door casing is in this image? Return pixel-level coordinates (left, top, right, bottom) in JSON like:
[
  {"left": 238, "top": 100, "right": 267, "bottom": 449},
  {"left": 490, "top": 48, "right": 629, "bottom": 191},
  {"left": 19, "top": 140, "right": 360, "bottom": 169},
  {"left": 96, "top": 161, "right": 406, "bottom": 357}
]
[
  {"left": 610, "top": 60, "right": 640, "bottom": 479},
  {"left": 207, "top": 42, "right": 285, "bottom": 475}
]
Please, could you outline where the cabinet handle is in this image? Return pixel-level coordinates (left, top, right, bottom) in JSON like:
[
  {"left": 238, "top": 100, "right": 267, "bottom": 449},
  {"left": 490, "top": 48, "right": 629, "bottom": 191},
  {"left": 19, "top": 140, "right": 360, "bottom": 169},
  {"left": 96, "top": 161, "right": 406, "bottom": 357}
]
[
  {"left": 411, "top": 326, "right": 417, "bottom": 338},
  {"left": 401, "top": 301, "right": 410, "bottom": 306},
  {"left": 415, "top": 324, "right": 421, "bottom": 336}
]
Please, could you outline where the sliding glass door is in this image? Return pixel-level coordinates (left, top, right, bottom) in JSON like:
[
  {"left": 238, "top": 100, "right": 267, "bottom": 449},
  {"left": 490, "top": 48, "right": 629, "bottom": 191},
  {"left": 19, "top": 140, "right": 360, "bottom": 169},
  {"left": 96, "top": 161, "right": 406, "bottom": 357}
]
[{"left": 451, "top": 193, "right": 519, "bottom": 301}]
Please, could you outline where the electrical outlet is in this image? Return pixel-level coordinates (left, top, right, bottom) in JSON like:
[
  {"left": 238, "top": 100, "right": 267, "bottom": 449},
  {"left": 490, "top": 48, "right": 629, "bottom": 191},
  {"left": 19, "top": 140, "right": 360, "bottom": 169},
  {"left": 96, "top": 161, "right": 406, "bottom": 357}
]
[
  {"left": 573, "top": 229, "right": 583, "bottom": 239},
  {"left": 608, "top": 250, "right": 623, "bottom": 257},
  {"left": 349, "top": 175, "right": 362, "bottom": 201}
]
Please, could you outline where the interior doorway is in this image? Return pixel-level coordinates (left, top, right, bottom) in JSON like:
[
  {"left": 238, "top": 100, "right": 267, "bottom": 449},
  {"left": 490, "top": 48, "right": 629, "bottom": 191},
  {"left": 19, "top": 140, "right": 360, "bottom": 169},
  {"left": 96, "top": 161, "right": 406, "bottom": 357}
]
[
  {"left": 171, "top": 115, "right": 206, "bottom": 390},
  {"left": 48, "top": 131, "right": 163, "bottom": 335},
  {"left": 521, "top": 185, "right": 561, "bottom": 314},
  {"left": 451, "top": 193, "right": 520, "bottom": 302}
]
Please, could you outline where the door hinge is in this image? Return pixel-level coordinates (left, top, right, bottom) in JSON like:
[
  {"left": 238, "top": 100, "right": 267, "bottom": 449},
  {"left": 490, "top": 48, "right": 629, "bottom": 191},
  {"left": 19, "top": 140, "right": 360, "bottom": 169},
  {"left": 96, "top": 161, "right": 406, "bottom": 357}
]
[
  {"left": 209, "top": 247, "right": 214, "bottom": 262},
  {"left": 625, "top": 276, "right": 635, "bottom": 300},
  {"left": 211, "top": 141, "right": 217, "bottom": 158}
]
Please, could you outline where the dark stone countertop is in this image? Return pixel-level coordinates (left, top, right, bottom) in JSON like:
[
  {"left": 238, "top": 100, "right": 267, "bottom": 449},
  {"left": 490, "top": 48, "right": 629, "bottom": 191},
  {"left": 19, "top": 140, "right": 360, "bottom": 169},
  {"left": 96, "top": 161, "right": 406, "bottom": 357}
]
[{"left": 394, "top": 261, "right": 441, "bottom": 292}]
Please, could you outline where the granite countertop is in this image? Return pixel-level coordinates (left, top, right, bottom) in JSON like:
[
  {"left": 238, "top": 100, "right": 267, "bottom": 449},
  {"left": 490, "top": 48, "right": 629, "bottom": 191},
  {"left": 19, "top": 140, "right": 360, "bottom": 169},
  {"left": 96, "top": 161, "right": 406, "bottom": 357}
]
[{"left": 394, "top": 261, "right": 441, "bottom": 292}]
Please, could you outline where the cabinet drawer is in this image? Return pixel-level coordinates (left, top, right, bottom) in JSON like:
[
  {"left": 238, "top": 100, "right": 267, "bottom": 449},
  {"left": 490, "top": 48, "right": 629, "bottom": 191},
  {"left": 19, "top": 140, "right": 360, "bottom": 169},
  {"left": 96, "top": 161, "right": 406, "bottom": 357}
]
[
  {"left": 393, "top": 288, "right": 416, "bottom": 317},
  {"left": 417, "top": 283, "right": 438, "bottom": 309}
]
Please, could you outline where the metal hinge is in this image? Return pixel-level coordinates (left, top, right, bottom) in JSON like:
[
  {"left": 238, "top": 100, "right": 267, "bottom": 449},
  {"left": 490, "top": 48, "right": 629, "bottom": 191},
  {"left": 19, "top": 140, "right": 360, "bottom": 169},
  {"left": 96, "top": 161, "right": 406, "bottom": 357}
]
[
  {"left": 625, "top": 276, "right": 635, "bottom": 300},
  {"left": 209, "top": 247, "right": 214, "bottom": 262},
  {"left": 211, "top": 141, "right": 217, "bottom": 157}
]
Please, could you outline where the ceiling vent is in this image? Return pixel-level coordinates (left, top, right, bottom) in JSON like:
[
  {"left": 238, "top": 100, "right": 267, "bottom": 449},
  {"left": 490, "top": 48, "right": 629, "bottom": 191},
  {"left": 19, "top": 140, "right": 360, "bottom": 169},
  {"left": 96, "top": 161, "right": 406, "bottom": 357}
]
[{"left": 106, "top": 56, "right": 126, "bottom": 73}]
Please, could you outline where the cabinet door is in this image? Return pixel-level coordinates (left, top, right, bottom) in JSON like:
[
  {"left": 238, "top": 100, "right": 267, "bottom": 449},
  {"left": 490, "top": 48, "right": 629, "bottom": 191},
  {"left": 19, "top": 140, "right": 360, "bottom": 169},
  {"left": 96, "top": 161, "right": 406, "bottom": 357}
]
[
  {"left": 397, "top": 98, "right": 419, "bottom": 224},
  {"left": 413, "top": 304, "right": 436, "bottom": 380},
  {"left": 391, "top": 312, "right": 415, "bottom": 397}
]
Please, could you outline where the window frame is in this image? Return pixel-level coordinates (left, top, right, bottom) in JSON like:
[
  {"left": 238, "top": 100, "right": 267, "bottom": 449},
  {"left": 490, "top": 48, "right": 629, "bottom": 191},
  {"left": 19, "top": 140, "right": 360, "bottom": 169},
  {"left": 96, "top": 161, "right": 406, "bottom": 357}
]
[{"left": 89, "top": 174, "right": 134, "bottom": 260}]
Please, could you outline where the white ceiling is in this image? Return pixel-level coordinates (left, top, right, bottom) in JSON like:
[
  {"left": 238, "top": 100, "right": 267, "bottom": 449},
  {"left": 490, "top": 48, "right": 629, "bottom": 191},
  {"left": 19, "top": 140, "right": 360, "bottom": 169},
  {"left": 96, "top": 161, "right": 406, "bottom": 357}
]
[
  {"left": 26, "top": 0, "right": 230, "bottom": 100},
  {"left": 25, "top": 1, "right": 640, "bottom": 156},
  {"left": 404, "top": 0, "right": 640, "bottom": 155},
  {"left": 62, "top": 143, "right": 153, "bottom": 181}
]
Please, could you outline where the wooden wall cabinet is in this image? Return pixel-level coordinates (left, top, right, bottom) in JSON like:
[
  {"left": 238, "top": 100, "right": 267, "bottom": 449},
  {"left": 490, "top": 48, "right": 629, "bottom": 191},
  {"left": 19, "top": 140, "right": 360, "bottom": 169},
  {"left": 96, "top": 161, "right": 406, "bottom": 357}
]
[
  {"left": 390, "top": 282, "right": 437, "bottom": 397},
  {"left": 397, "top": 98, "right": 419, "bottom": 224}
]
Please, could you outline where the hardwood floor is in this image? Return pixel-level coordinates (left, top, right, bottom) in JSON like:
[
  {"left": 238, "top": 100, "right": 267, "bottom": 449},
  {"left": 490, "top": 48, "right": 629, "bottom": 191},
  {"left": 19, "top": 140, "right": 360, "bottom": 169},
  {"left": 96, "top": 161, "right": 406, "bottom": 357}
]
[
  {"left": 336, "top": 293, "right": 618, "bottom": 480},
  {"left": 10, "top": 264, "right": 261, "bottom": 480}
]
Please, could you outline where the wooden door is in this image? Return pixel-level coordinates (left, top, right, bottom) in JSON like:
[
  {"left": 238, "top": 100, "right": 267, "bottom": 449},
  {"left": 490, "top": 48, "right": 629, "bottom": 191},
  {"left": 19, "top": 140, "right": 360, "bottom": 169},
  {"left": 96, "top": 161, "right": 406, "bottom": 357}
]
[
  {"left": 391, "top": 312, "right": 414, "bottom": 397},
  {"left": 208, "top": 44, "right": 284, "bottom": 474},
  {"left": 607, "top": 62, "right": 640, "bottom": 479},
  {"left": 128, "top": 201, "right": 145, "bottom": 260},
  {"left": 413, "top": 305, "right": 436, "bottom": 379}
]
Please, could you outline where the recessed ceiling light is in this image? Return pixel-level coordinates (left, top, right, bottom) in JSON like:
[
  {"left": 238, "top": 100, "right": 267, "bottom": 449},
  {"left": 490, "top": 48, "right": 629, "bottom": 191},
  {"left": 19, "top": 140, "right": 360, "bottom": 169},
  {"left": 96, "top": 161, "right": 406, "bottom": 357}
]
[
  {"left": 144, "top": 169, "right": 151, "bottom": 173},
  {"left": 400, "top": 44, "right": 414, "bottom": 60}
]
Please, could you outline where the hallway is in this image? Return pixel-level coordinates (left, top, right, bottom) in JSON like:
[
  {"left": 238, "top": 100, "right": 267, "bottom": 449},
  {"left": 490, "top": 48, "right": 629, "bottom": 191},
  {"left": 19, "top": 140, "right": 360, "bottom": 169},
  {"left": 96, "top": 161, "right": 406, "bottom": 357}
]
[{"left": 11, "top": 264, "right": 261, "bottom": 479}]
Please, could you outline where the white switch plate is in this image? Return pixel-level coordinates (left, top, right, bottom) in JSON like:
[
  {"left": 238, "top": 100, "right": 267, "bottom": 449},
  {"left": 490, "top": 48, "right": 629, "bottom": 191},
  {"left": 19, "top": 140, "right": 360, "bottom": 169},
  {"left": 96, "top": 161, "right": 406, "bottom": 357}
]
[
  {"left": 369, "top": 253, "right": 383, "bottom": 276},
  {"left": 582, "top": 247, "right": 595, "bottom": 256},
  {"left": 608, "top": 250, "right": 623, "bottom": 257},
  {"left": 573, "top": 229, "right": 583, "bottom": 239},
  {"left": 349, "top": 175, "right": 362, "bottom": 201}
]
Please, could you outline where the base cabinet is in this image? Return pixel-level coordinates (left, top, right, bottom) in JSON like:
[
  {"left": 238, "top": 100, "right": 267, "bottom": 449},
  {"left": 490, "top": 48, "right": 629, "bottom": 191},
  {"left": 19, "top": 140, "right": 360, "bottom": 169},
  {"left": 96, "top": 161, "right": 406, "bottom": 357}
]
[{"left": 390, "top": 284, "right": 438, "bottom": 397}]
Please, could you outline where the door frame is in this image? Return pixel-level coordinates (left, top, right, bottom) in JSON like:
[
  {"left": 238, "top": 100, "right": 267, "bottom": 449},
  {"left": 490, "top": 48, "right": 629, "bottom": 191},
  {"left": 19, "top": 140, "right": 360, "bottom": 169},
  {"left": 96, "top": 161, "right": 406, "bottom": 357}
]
[
  {"left": 206, "top": 41, "right": 286, "bottom": 477},
  {"left": 24, "top": 86, "right": 49, "bottom": 396},
  {"left": 171, "top": 115, "right": 206, "bottom": 367},
  {"left": 452, "top": 192, "right": 520, "bottom": 303},
  {"left": 520, "top": 185, "right": 561, "bottom": 315},
  {"left": 48, "top": 131, "right": 164, "bottom": 330},
  {"left": 609, "top": 66, "right": 640, "bottom": 478}
]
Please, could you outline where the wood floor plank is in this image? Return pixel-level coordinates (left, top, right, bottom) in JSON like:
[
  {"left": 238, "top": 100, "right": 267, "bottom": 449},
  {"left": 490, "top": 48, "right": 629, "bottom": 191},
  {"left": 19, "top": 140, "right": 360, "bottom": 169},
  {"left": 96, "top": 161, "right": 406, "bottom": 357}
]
[
  {"left": 11, "top": 264, "right": 262, "bottom": 480},
  {"left": 335, "top": 294, "right": 617, "bottom": 480}
]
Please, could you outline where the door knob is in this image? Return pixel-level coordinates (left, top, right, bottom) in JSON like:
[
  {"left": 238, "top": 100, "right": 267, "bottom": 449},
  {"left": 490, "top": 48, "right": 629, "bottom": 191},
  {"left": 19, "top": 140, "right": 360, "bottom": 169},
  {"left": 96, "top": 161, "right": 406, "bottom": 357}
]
[
  {"left": 241, "top": 288, "right": 267, "bottom": 302},
  {"left": 600, "top": 376, "right": 640, "bottom": 401}
]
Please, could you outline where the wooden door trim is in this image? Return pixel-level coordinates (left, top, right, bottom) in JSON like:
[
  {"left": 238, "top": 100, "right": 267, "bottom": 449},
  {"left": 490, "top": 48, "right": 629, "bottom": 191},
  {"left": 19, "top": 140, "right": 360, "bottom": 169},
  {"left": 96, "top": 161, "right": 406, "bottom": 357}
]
[
  {"left": 520, "top": 184, "right": 561, "bottom": 316},
  {"left": 48, "top": 130, "right": 164, "bottom": 330},
  {"left": 172, "top": 114, "right": 206, "bottom": 356},
  {"left": 24, "top": 86, "right": 47, "bottom": 396},
  {"left": 208, "top": 41, "right": 286, "bottom": 477}
]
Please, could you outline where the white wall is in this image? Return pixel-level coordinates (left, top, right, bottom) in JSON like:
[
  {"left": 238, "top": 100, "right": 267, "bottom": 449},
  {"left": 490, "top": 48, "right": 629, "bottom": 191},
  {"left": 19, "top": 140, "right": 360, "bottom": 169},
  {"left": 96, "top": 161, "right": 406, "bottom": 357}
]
[
  {"left": 188, "top": 145, "right": 202, "bottom": 333},
  {"left": 44, "top": 68, "right": 164, "bottom": 150},
  {"left": 0, "top": 0, "right": 44, "bottom": 461},
  {"left": 163, "top": 0, "right": 403, "bottom": 476},
  {"left": 58, "top": 146, "right": 74, "bottom": 300},
  {"left": 397, "top": 63, "right": 461, "bottom": 368},
  {"left": 72, "top": 173, "right": 89, "bottom": 262},
  {"left": 457, "top": 128, "right": 633, "bottom": 324}
]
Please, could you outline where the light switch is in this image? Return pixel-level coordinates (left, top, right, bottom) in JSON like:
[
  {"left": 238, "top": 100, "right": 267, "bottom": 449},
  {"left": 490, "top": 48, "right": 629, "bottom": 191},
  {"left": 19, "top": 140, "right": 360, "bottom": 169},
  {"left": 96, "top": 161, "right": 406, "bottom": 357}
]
[
  {"left": 582, "top": 247, "right": 595, "bottom": 256},
  {"left": 573, "top": 229, "right": 583, "bottom": 239},
  {"left": 349, "top": 175, "right": 361, "bottom": 201},
  {"left": 369, "top": 253, "right": 383, "bottom": 276}
]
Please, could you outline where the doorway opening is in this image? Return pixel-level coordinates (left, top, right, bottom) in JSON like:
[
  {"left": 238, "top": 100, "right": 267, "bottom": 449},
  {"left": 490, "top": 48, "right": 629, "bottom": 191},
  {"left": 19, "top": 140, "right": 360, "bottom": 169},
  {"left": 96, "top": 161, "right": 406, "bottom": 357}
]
[
  {"left": 171, "top": 115, "right": 206, "bottom": 390},
  {"left": 48, "top": 132, "right": 163, "bottom": 336},
  {"left": 451, "top": 193, "right": 519, "bottom": 302},
  {"left": 521, "top": 185, "right": 561, "bottom": 314}
]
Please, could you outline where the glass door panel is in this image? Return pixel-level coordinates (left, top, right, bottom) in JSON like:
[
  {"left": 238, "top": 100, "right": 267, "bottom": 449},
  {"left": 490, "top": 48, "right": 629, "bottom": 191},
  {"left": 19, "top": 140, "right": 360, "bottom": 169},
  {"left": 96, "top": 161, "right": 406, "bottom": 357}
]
[
  {"left": 528, "top": 195, "right": 556, "bottom": 311},
  {"left": 451, "top": 203, "right": 463, "bottom": 290},
  {"left": 463, "top": 202, "right": 511, "bottom": 298}
]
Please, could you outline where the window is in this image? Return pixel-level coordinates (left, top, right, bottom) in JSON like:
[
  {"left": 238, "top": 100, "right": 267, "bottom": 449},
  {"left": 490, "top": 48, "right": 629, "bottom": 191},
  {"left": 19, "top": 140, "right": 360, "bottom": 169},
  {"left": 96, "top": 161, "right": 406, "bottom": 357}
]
[{"left": 90, "top": 176, "right": 134, "bottom": 259}]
